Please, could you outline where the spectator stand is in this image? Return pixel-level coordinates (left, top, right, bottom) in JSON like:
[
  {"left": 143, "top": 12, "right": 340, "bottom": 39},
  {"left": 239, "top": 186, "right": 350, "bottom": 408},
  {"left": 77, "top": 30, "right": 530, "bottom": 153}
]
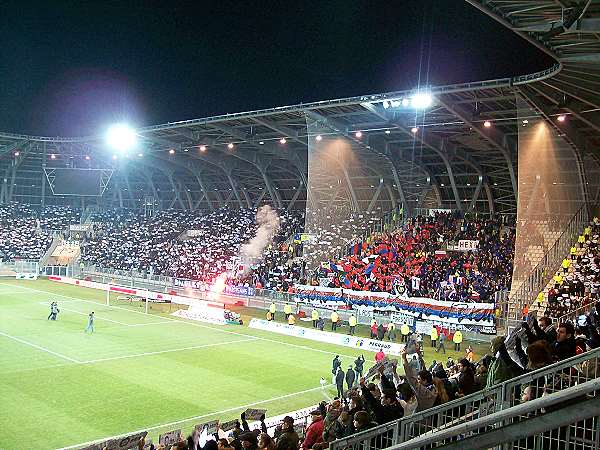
[
  {"left": 328, "top": 346, "right": 600, "bottom": 450},
  {"left": 505, "top": 204, "right": 590, "bottom": 330}
]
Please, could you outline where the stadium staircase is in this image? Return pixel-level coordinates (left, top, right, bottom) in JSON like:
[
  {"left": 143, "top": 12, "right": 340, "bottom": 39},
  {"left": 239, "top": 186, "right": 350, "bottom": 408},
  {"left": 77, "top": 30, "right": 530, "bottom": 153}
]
[
  {"left": 505, "top": 205, "right": 590, "bottom": 330},
  {"left": 38, "top": 232, "right": 64, "bottom": 268},
  {"left": 329, "top": 347, "right": 600, "bottom": 450}
]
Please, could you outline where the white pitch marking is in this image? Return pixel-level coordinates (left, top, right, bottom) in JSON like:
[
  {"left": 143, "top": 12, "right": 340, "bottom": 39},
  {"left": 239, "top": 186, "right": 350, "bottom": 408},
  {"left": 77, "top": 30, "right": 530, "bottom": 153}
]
[
  {"left": 7, "top": 283, "right": 367, "bottom": 361},
  {"left": 0, "top": 330, "right": 81, "bottom": 363},
  {"left": 80, "top": 337, "right": 256, "bottom": 364},
  {"left": 40, "top": 304, "right": 132, "bottom": 326},
  {"left": 57, "top": 383, "right": 334, "bottom": 450}
]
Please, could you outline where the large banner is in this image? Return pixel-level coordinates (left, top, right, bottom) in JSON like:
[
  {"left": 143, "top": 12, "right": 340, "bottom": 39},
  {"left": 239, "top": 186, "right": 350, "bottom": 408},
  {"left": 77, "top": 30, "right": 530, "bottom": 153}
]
[
  {"left": 294, "top": 284, "right": 496, "bottom": 333},
  {"left": 248, "top": 318, "right": 405, "bottom": 355}
]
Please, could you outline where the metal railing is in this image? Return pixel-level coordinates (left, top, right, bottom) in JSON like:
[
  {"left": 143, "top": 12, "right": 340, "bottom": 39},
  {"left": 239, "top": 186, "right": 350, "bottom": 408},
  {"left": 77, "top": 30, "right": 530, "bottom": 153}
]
[
  {"left": 328, "top": 347, "right": 600, "bottom": 450},
  {"left": 390, "top": 378, "right": 600, "bottom": 450},
  {"left": 506, "top": 205, "right": 590, "bottom": 329},
  {"left": 0, "top": 260, "right": 39, "bottom": 275}
]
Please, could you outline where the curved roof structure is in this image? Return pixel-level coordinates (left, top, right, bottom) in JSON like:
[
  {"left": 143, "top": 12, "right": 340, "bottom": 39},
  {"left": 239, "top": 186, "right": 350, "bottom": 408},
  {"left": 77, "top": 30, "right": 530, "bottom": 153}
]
[{"left": 0, "top": 0, "right": 599, "bottom": 214}]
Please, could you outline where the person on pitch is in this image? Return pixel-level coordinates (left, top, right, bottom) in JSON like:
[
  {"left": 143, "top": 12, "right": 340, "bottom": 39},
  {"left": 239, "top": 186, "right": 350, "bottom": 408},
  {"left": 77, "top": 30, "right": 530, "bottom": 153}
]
[{"left": 84, "top": 311, "right": 95, "bottom": 333}]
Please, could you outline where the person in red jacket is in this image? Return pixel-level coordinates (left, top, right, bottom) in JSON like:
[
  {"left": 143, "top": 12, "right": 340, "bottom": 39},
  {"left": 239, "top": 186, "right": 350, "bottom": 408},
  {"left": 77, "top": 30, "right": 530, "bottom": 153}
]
[
  {"left": 301, "top": 410, "right": 324, "bottom": 449},
  {"left": 375, "top": 349, "right": 386, "bottom": 362}
]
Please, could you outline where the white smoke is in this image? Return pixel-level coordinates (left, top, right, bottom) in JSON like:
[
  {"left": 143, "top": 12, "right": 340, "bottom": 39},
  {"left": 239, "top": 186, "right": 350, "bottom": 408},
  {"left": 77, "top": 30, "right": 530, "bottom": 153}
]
[{"left": 239, "top": 205, "right": 280, "bottom": 274}]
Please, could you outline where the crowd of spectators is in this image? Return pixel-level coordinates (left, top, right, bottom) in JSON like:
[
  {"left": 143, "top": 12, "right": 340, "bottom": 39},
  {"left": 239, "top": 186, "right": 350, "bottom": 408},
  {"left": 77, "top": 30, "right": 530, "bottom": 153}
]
[
  {"left": 0, "top": 203, "right": 80, "bottom": 261},
  {"left": 540, "top": 217, "right": 600, "bottom": 320},
  {"left": 314, "top": 213, "right": 514, "bottom": 302},
  {"left": 81, "top": 207, "right": 304, "bottom": 286}
]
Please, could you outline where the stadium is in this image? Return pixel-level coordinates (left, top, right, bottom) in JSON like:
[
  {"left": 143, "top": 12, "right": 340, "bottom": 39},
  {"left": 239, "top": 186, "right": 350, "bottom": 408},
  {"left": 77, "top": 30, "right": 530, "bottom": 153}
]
[{"left": 1, "top": 1, "right": 600, "bottom": 449}]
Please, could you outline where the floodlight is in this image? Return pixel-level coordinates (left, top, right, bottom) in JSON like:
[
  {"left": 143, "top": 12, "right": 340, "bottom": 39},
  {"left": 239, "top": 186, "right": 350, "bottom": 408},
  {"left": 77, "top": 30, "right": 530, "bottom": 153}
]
[
  {"left": 401, "top": 98, "right": 410, "bottom": 107},
  {"left": 85, "top": 155, "right": 91, "bottom": 160},
  {"left": 169, "top": 149, "right": 175, "bottom": 155},
  {"left": 382, "top": 100, "right": 390, "bottom": 109},
  {"left": 227, "top": 143, "right": 234, "bottom": 149},
  {"left": 385, "top": 130, "right": 391, "bottom": 134},
  {"left": 14, "top": 151, "right": 20, "bottom": 156},
  {"left": 557, "top": 115, "right": 566, "bottom": 122},
  {"left": 50, "top": 154, "right": 56, "bottom": 159},
  {"left": 355, "top": 131, "right": 363, "bottom": 138},
  {"left": 199, "top": 145, "right": 207, "bottom": 152},
  {"left": 411, "top": 92, "right": 433, "bottom": 109},
  {"left": 411, "top": 127, "right": 419, "bottom": 134},
  {"left": 279, "top": 137, "right": 287, "bottom": 144},
  {"left": 106, "top": 123, "right": 137, "bottom": 152},
  {"left": 315, "top": 135, "right": 323, "bottom": 141},
  {"left": 483, "top": 120, "right": 492, "bottom": 128}
]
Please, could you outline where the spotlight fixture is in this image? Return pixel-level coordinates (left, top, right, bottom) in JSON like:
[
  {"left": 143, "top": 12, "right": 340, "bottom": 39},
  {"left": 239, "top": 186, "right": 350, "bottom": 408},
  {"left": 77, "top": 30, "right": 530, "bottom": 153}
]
[
  {"left": 169, "top": 149, "right": 175, "bottom": 155},
  {"left": 279, "top": 137, "right": 287, "bottom": 144},
  {"left": 138, "top": 153, "right": 144, "bottom": 157},
  {"left": 259, "top": 141, "right": 264, "bottom": 145},
  {"left": 483, "top": 120, "right": 492, "bottom": 128},
  {"left": 14, "top": 151, "right": 20, "bottom": 156},
  {"left": 227, "top": 143, "right": 234, "bottom": 150},
  {"left": 522, "top": 119, "right": 529, "bottom": 124},
  {"left": 315, "top": 135, "right": 323, "bottom": 141},
  {"left": 50, "top": 154, "right": 56, "bottom": 159},
  {"left": 199, "top": 145, "right": 207, "bottom": 152},
  {"left": 385, "top": 130, "right": 391, "bottom": 134},
  {"left": 411, "top": 127, "right": 419, "bottom": 134},
  {"left": 411, "top": 92, "right": 433, "bottom": 109},
  {"left": 355, "top": 131, "right": 363, "bottom": 138},
  {"left": 106, "top": 123, "right": 137, "bottom": 152},
  {"left": 557, "top": 115, "right": 566, "bottom": 122},
  {"left": 85, "top": 155, "right": 90, "bottom": 160}
]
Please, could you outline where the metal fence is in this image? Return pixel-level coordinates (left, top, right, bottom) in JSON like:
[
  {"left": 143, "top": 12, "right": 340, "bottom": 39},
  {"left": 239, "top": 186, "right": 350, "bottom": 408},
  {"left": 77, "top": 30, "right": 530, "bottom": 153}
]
[
  {"left": 505, "top": 204, "right": 590, "bottom": 330},
  {"left": 0, "top": 260, "right": 39, "bottom": 276},
  {"left": 329, "top": 347, "right": 600, "bottom": 450}
]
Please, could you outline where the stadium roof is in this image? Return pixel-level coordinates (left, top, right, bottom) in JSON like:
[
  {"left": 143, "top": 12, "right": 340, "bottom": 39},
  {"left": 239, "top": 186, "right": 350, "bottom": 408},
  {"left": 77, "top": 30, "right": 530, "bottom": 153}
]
[{"left": 1, "top": 0, "right": 599, "bottom": 214}]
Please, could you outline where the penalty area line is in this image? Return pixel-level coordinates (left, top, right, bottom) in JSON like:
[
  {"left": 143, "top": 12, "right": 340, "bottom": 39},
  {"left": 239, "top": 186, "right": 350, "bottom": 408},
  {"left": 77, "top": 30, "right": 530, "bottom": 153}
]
[
  {"left": 0, "top": 330, "right": 81, "bottom": 364},
  {"left": 57, "top": 383, "right": 334, "bottom": 450},
  {"left": 5, "top": 283, "right": 368, "bottom": 361}
]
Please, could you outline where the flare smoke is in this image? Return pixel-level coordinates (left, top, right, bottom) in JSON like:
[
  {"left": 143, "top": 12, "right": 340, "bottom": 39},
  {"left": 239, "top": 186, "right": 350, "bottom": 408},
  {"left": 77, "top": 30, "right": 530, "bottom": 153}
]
[{"left": 240, "top": 205, "right": 280, "bottom": 273}]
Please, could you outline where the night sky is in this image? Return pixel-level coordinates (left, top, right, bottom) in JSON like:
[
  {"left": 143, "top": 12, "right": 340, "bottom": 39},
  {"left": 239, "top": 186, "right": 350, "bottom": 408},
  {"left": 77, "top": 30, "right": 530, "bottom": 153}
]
[{"left": 0, "top": 0, "right": 553, "bottom": 137}]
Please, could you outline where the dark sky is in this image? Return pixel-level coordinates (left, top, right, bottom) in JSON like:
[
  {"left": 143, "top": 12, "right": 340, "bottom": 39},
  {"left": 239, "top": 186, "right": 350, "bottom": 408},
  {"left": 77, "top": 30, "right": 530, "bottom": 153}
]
[{"left": 0, "top": 0, "right": 553, "bottom": 136}]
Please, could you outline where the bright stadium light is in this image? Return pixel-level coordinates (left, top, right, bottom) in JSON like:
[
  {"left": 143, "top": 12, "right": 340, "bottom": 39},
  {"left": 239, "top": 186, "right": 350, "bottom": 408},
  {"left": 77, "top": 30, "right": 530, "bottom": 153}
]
[
  {"left": 106, "top": 123, "right": 137, "bottom": 152},
  {"left": 411, "top": 126, "right": 419, "bottom": 134},
  {"left": 85, "top": 155, "right": 91, "bottom": 160},
  {"left": 227, "top": 143, "right": 234, "bottom": 150},
  {"left": 401, "top": 98, "right": 410, "bottom": 107},
  {"left": 199, "top": 145, "right": 207, "bottom": 152},
  {"left": 411, "top": 92, "right": 433, "bottom": 109},
  {"left": 557, "top": 115, "right": 566, "bottom": 122},
  {"left": 483, "top": 120, "right": 492, "bottom": 128},
  {"left": 168, "top": 149, "right": 175, "bottom": 155},
  {"left": 279, "top": 137, "right": 287, "bottom": 144},
  {"left": 315, "top": 135, "right": 323, "bottom": 141},
  {"left": 355, "top": 131, "right": 363, "bottom": 138},
  {"left": 50, "top": 154, "right": 56, "bottom": 159}
]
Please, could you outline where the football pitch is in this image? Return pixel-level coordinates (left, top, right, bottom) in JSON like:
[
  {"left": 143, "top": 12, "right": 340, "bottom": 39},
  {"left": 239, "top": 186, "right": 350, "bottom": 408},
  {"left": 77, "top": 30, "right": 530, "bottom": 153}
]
[
  {"left": 0, "top": 279, "right": 485, "bottom": 450},
  {"left": 0, "top": 280, "right": 370, "bottom": 449}
]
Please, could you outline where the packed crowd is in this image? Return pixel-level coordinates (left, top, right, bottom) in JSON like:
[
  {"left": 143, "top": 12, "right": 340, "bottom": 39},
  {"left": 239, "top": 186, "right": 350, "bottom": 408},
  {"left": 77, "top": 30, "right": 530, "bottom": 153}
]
[
  {"left": 0, "top": 203, "right": 80, "bottom": 261},
  {"left": 81, "top": 207, "right": 303, "bottom": 285},
  {"left": 302, "top": 206, "right": 382, "bottom": 268},
  {"left": 315, "top": 213, "right": 515, "bottom": 302},
  {"left": 541, "top": 217, "right": 600, "bottom": 319}
]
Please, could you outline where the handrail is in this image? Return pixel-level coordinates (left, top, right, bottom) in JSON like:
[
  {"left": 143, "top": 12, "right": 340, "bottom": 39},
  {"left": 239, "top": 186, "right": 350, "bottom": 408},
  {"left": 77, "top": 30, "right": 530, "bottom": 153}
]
[
  {"left": 506, "top": 204, "right": 589, "bottom": 327},
  {"left": 390, "top": 378, "right": 600, "bottom": 450},
  {"left": 328, "top": 346, "right": 600, "bottom": 450}
]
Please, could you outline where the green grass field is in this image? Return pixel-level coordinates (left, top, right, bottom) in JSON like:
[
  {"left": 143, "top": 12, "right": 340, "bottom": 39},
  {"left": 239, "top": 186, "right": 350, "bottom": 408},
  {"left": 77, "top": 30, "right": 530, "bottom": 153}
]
[{"left": 0, "top": 279, "right": 487, "bottom": 450}]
